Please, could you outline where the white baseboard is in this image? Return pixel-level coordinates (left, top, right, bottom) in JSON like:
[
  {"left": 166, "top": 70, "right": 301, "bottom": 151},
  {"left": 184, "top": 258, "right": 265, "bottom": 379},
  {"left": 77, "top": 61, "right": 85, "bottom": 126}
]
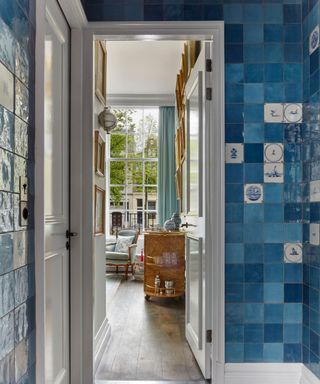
[
  {"left": 225, "top": 363, "right": 302, "bottom": 384},
  {"left": 93, "top": 317, "right": 111, "bottom": 373},
  {"left": 301, "top": 365, "right": 320, "bottom": 384}
]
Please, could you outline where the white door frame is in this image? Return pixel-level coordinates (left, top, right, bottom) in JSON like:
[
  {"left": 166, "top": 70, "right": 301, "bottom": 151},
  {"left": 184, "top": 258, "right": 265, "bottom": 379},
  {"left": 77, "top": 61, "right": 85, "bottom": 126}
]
[{"left": 35, "top": 10, "right": 225, "bottom": 383}]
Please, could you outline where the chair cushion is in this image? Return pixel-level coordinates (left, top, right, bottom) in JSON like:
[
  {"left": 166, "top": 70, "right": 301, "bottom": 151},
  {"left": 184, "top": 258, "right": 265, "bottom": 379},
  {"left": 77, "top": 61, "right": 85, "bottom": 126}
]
[
  {"left": 114, "top": 236, "right": 134, "bottom": 253},
  {"left": 106, "top": 251, "right": 130, "bottom": 262}
]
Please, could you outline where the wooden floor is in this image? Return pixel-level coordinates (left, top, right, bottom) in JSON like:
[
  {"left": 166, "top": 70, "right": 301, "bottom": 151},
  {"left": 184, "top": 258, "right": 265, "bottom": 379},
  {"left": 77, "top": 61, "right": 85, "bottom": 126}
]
[{"left": 95, "top": 277, "right": 203, "bottom": 381}]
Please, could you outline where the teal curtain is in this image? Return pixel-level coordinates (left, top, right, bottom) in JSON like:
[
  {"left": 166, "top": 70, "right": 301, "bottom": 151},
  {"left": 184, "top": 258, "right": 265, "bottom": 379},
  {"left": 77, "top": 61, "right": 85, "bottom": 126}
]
[{"left": 158, "top": 106, "right": 178, "bottom": 226}]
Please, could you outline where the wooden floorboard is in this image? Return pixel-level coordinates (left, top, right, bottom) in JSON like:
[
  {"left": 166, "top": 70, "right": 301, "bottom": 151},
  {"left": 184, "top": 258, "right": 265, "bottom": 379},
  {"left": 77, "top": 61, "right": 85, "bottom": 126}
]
[{"left": 95, "top": 277, "right": 204, "bottom": 382}]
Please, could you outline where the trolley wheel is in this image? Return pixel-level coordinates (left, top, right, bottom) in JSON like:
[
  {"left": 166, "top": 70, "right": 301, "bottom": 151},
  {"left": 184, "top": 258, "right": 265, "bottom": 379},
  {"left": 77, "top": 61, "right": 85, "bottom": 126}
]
[{"left": 145, "top": 295, "right": 151, "bottom": 301}]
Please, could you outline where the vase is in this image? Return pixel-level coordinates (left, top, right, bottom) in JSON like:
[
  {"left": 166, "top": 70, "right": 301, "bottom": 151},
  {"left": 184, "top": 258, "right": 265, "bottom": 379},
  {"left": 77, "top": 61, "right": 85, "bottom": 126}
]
[
  {"left": 171, "top": 212, "right": 181, "bottom": 230},
  {"left": 164, "top": 219, "right": 176, "bottom": 231}
]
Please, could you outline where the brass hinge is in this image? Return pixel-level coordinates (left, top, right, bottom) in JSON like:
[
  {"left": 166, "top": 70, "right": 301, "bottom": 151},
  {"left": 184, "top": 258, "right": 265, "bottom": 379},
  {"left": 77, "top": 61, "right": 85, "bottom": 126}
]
[
  {"left": 206, "top": 88, "right": 212, "bottom": 101},
  {"left": 206, "top": 59, "right": 212, "bottom": 72},
  {"left": 206, "top": 329, "right": 212, "bottom": 343}
]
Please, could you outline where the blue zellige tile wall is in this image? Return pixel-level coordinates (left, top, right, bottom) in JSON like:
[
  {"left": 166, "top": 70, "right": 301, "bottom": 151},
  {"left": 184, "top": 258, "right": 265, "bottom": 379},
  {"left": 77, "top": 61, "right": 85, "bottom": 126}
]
[
  {"left": 302, "top": 0, "right": 320, "bottom": 379},
  {"left": 0, "top": 0, "right": 35, "bottom": 383},
  {"left": 82, "top": 0, "right": 305, "bottom": 364}
]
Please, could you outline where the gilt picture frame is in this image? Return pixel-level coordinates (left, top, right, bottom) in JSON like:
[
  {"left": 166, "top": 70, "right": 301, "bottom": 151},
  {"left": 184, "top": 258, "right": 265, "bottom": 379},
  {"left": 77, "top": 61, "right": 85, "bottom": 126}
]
[
  {"left": 95, "top": 41, "right": 107, "bottom": 105},
  {"left": 95, "top": 131, "right": 105, "bottom": 176},
  {"left": 94, "top": 185, "right": 105, "bottom": 235}
]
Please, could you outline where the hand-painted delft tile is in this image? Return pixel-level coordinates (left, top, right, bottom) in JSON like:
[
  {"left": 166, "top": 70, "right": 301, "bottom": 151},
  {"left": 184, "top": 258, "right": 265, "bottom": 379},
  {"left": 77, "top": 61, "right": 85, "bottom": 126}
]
[
  {"left": 310, "top": 180, "right": 320, "bottom": 202},
  {"left": 284, "top": 103, "right": 303, "bottom": 123},
  {"left": 264, "top": 163, "right": 284, "bottom": 183},
  {"left": 0, "top": 149, "right": 14, "bottom": 192},
  {"left": 0, "top": 272, "right": 14, "bottom": 317},
  {"left": 15, "top": 79, "right": 29, "bottom": 123},
  {"left": 15, "top": 42, "right": 29, "bottom": 87},
  {"left": 264, "top": 103, "right": 283, "bottom": 123},
  {"left": 244, "top": 184, "right": 263, "bottom": 204},
  {"left": 13, "top": 231, "right": 27, "bottom": 269},
  {"left": 0, "top": 233, "right": 13, "bottom": 275},
  {"left": 264, "top": 143, "right": 284, "bottom": 163},
  {"left": 0, "top": 106, "right": 14, "bottom": 151},
  {"left": 0, "top": 62, "right": 14, "bottom": 112},
  {"left": 15, "top": 117, "right": 28, "bottom": 158},
  {"left": 0, "top": 311, "right": 14, "bottom": 360},
  {"left": 14, "top": 266, "right": 29, "bottom": 306},
  {"left": 309, "top": 25, "right": 319, "bottom": 55},
  {"left": 14, "top": 155, "right": 27, "bottom": 194},
  {"left": 0, "top": 350, "right": 15, "bottom": 383},
  {"left": 0, "top": 19, "right": 15, "bottom": 73},
  {"left": 15, "top": 338, "right": 28, "bottom": 381},
  {"left": 284, "top": 243, "right": 302, "bottom": 263},
  {"left": 310, "top": 223, "right": 320, "bottom": 246},
  {"left": 225, "top": 143, "right": 244, "bottom": 163},
  {"left": 0, "top": 192, "right": 14, "bottom": 233}
]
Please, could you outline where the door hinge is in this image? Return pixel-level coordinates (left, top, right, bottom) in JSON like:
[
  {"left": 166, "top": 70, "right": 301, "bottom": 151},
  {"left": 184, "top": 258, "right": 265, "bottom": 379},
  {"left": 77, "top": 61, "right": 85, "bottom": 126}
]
[
  {"left": 206, "top": 329, "right": 212, "bottom": 343},
  {"left": 206, "top": 88, "right": 212, "bottom": 101},
  {"left": 206, "top": 59, "right": 212, "bottom": 72}
]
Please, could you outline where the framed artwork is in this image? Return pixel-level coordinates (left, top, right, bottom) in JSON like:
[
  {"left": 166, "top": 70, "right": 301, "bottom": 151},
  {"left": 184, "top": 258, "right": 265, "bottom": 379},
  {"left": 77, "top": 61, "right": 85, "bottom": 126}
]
[
  {"left": 175, "top": 168, "right": 182, "bottom": 201},
  {"left": 95, "top": 41, "right": 107, "bottom": 105},
  {"left": 95, "top": 131, "right": 105, "bottom": 176},
  {"left": 180, "top": 116, "right": 185, "bottom": 161},
  {"left": 175, "top": 129, "right": 181, "bottom": 171},
  {"left": 94, "top": 185, "right": 105, "bottom": 235}
]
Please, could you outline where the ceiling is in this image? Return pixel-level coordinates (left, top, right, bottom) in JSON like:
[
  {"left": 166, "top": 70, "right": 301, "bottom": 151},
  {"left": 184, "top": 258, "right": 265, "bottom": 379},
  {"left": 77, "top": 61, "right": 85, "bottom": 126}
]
[{"left": 106, "top": 41, "right": 185, "bottom": 98}]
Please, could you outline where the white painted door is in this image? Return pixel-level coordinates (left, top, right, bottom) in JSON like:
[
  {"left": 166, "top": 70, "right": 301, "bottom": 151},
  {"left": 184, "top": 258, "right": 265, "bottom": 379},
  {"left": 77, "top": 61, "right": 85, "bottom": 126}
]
[
  {"left": 184, "top": 42, "right": 212, "bottom": 379},
  {"left": 44, "top": 0, "right": 70, "bottom": 383}
]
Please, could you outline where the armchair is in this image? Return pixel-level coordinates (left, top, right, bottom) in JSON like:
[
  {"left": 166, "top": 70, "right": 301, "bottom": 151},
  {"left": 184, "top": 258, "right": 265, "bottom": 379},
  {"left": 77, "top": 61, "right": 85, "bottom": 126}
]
[{"left": 105, "top": 229, "right": 139, "bottom": 279}]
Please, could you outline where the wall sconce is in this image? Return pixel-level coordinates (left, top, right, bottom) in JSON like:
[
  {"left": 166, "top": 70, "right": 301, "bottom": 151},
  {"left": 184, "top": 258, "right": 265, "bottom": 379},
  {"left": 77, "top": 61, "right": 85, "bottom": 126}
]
[{"left": 98, "top": 106, "right": 117, "bottom": 134}]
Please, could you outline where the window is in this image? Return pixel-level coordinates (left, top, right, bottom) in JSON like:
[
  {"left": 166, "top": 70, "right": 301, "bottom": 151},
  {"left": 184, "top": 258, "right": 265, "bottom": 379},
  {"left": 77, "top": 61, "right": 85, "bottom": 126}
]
[{"left": 108, "top": 107, "right": 158, "bottom": 232}]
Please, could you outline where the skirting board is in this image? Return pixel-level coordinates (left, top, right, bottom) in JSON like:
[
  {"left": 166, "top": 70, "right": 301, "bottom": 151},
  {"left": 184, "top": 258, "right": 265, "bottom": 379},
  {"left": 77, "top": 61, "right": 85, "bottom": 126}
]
[
  {"left": 301, "top": 365, "right": 320, "bottom": 384},
  {"left": 225, "top": 363, "right": 302, "bottom": 384},
  {"left": 94, "top": 317, "right": 111, "bottom": 373}
]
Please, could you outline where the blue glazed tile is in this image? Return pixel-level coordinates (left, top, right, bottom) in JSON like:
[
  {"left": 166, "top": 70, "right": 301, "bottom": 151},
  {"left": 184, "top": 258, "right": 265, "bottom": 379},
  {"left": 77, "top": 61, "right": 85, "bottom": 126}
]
[
  {"left": 263, "top": 343, "right": 284, "bottom": 362},
  {"left": 284, "top": 43, "right": 302, "bottom": 62},
  {"left": 225, "top": 343, "right": 244, "bottom": 362},
  {"left": 244, "top": 303, "right": 264, "bottom": 323},
  {"left": 226, "top": 124, "right": 244, "bottom": 143},
  {"left": 285, "top": 163, "right": 302, "bottom": 183},
  {"left": 264, "top": 4, "right": 283, "bottom": 24},
  {"left": 284, "top": 123, "right": 301, "bottom": 144},
  {"left": 284, "top": 283, "right": 302, "bottom": 302},
  {"left": 244, "top": 143, "right": 263, "bottom": 162},
  {"left": 284, "top": 64, "right": 302, "bottom": 83},
  {"left": 226, "top": 324, "right": 244, "bottom": 342},
  {"left": 264, "top": 223, "right": 284, "bottom": 243},
  {"left": 244, "top": 123, "right": 264, "bottom": 143},
  {"left": 243, "top": 24, "right": 263, "bottom": 43},
  {"left": 0, "top": 106, "right": 14, "bottom": 152},
  {"left": 225, "top": 44, "right": 243, "bottom": 63},
  {"left": 264, "top": 303, "right": 284, "bottom": 323},
  {"left": 284, "top": 203, "right": 302, "bottom": 222},
  {"left": 244, "top": 64, "right": 263, "bottom": 83},
  {"left": 244, "top": 223, "right": 264, "bottom": 243},
  {"left": 284, "top": 184, "right": 302, "bottom": 203},
  {"left": 264, "top": 283, "right": 284, "bottom": 303},
  {"left": 264, "top": 63, "right": 283, "bottom": 82},
  {"left": 245, "top": 283, "right": 263, "bottom": 302},
  {"left": 226, "top": 264, "right": 244, "bottom": 283},
  {"left": 284, "top": 303, "right": 302, "bottom": 323},
  {"left": 226, "top": 64, "right": 244, "bottom": 84},
  {"left": 226, "top": 303, "right": 244, "bottom": 324},
  {"left": 264, "top": 43, "right": 283, "bottom": 63},
  {"left": 144, "top": 5, "right": 163, "bottom": 20},
  {"left": 226, "top": 104, "right": 244, "bottom": 124},
  {"left": 243, "top": 4, "right": 263, "bottom": 23},
  {"left": 284, "top": 324, "right": 302, "bottom": 343},
  {"left": 244, "top": 84, "right": 264, "bottom": 103},
  {"left": 14, "top": 266, "right": 29, "bottom": 306},
  {"left": 15, "top": 79, "right": 29, "bottom": 123},
  {"left": 284, "top": 343, "right": 302, "bottom": 362},
  {"left": 0, "top": 19, "right": 15, "bottom": 73},
  {"left": 284, "top": 23, "right": 301, "bottom": 43},
  {"left": 244, "top": 44, "right": 264, "bottom": 63},
  {"left": 310, "top": 70, "right": 320, "bottom": 96},
  {"left": 226, "top": 183, "right": 244, "bottom": 203},
  {"left": 0, "top": 191, "right": 14, "bottom": 233},
  {"left": 244, "top": 243, "right": 263, "bottom": 264},
  {"left": 226, "top": 203, "right": 243, "bottom": 223},
  {"left": 163, "top": 4, "right": 184, "bottom": 20},
  {"left": 0, "top": 233, "right": 13, "bottom": 275},
  {"left": 285, "top": 83, "right": 302, "bottom": 102},
  {"left": 264, "top": 83, "right": 285, "bottom": 102},
  {"left": 309, "top": 267, "right": 320, "bottom": 290},
  {"left": 0, "top": 272, "right": 14, "bottom": 317},
  {"left": 226, "top": 84, "right": 244, "bottom": 103},
  {"left": 223, "top": 4, "right": 243, "bottom": 23},
  {"left": 264, "top": 324, "right": 283, "bottom": 343},
  {"left": 244, "top": 204, "right": 264, "bottom": 223},
  {"left": 265, "top": 123, "right": 284, "bottom": 142},
  {"left": 310, "top": 330, "right": 319, "bottom": 356},
  {"left": 310, "top": 50, "right": 319, "bottom": 75},
  {"left": 226, "top": 164, "right": 243, "bottom": 183},
  {"left": 0, "top": 350, "right": 14, "bottom": 383},
  {"left": 0, "top": 311, "right": 14, "bottom": 360},
  {"left": 244, "top": 324, "right": 263, "bottom": 343},
  {"left": 264, "top": 24, "right": 283, "bottom": 43},
  {"left": 244, "top": 343, "right": 263, "bottom": 362},
  {"left": 284, "top": 144, "right": 301, "bottom": 163},
  {"left": 264, "top": 243, "right": 283, "bottom": 263},
  {"left": 225, "top": 24, "right": 243, "bottom": 44},
  {"left": 309, "top": 287, "right": 319, "bottom": 312},
  {"left": 264, "top": 204, "right": 284, "bottom": 223},
  {"left": 284, "top": 264, "right": 302, "bottom": 282},
  {"left": 283, "top": 4, "right": 301, "bottom": 23},
  {"left": 284, "top": 223, "right": 302, "bottom": 241},
  {"left": 264, "top": 263, "right": 283, "bottom": 282},
  {"left": 226, "top": 283, "right": 244, "bottom": 303},
  {"left": 226, "top": 243, "right": 244, "bottom": 264},
  {"left": 245, "top": 264, "right": 263, "bottom": 282},
  {"left": 244, "top": 163, "right": 263, "bottom": 183},
  {"left": 310, "top": 308, "right": 320, "bottom": 334},
  {"left": 203, "top": 5, "right": 223, "bottom": 21}
]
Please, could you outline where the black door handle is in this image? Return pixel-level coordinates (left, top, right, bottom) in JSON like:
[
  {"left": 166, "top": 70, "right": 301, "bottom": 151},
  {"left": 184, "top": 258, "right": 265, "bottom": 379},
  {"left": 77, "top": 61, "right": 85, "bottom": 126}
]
[{"left": 66, "top": 230, "right": 78, "bottom": 238}]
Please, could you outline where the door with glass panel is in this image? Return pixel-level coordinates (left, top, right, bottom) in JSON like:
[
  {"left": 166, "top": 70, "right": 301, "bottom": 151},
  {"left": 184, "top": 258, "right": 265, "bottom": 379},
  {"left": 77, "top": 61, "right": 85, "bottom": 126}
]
[
  {"left": 184, "top": 42, "right": 212, "bottom": 379},
  {"left": 44, "top": 0, "right": 70, "bottom": 382}
]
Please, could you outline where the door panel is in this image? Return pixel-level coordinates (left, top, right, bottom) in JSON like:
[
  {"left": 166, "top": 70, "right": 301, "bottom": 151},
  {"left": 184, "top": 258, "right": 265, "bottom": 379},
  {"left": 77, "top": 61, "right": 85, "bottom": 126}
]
[
  {"left": 184, "top": 43, "right": 211, "bottom": 379},
  {"left": 44, "top": 0, "right": 70, "bottom": 383}
]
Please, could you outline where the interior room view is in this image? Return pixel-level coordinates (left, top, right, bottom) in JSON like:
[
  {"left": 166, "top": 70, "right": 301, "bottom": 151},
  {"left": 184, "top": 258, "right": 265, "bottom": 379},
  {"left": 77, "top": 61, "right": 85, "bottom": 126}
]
[{"left": 92, "top": 39, "right": 206, "bottom": 382}]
